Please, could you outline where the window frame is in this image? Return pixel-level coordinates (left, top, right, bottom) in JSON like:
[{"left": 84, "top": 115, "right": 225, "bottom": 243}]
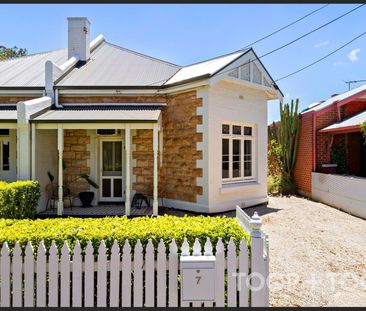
[
  {"left": 0, "top": 137, "right": 10, "bottom": 172},
  {"left": 221, "top": 122, "right": 256, "bottom": 184}
]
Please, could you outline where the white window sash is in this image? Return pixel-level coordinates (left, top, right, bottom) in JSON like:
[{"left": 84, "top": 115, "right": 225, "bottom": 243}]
[{"left": 222, "top": 123, "right": 256, "bottom": 184}]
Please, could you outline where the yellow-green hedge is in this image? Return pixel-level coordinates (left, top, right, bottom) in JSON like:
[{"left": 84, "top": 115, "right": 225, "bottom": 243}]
[
  {"left": 0, "top": 215, "right": 249, "bottom": 253},
  {"left": 0, "top": 181, "right": 41, "bottom": 219}
]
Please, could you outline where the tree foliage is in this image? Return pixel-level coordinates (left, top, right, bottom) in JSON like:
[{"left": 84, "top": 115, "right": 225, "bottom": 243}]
[{"left": 0, "top": 45, "right": 27, "bottom": 60}]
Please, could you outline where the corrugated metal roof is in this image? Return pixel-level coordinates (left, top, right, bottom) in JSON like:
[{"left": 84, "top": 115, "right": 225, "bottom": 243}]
[
  {"left": 32, "top": 106, "right": 161, "bottom": 122},
  {"left": 0, "top": 48, "right": 67, "bottom": 88},
  {"left": 303, "top": 83, "right": 366, "bottom": 113},
  {"left": 320, "top": 110, "right": 366, "bottom": 133},
  {"left": 56, "top": 42, "right": 180, "bottom": 87},
  {"left": 164, "top": 51, "right": 246, "bottom": 85}
]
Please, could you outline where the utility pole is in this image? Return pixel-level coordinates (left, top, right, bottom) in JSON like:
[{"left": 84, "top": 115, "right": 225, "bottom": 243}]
[{"left": 345, "top": 80, "right": 366, "bottom": 90}]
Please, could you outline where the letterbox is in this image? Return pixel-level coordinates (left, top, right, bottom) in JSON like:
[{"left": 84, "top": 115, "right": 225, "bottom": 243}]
[{"left": 180, "top": 255, "right": 216, "bottom": 302}]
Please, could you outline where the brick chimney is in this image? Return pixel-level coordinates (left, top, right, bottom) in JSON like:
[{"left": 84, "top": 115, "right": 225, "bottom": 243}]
[{"left": 68, "top": 17, "right": 90, "bottom": 62}]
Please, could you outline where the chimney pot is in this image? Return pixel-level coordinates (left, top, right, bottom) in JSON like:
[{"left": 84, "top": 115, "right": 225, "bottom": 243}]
[{"left": 68, "top": 17, "right": 90, "bottom": 62}]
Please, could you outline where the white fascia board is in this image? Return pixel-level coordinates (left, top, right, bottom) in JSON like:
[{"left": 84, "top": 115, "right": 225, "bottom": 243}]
[
  {"left": 62, "top": 102, "right": 166, "bottom": 106},
  {"left": 17, "top": 96, "right": 52, "bottom": 124}
]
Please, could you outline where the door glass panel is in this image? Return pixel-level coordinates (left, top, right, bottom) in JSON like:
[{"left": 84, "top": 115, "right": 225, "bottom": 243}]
[
  {"left": 114, "top": 142, "right": 122, "bottom": 172},
  {"left": 102, "top": 179, "right": 111, "bottom": 197},
  {"left": 103, "top": 142, "right": 113, "bottom": 175},
  {"left": 114, "top": 178, "right": 122, "bottom": 197}
]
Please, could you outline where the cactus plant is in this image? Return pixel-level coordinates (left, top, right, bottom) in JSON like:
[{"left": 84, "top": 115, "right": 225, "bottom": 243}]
[{"left": 268, "top": 99, "right": 301, "bottom": 194}]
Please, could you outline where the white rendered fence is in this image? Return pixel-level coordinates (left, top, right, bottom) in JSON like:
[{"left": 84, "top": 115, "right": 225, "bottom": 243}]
[{"left": 0, "top": 211, "right": 269, "bottom": 307}]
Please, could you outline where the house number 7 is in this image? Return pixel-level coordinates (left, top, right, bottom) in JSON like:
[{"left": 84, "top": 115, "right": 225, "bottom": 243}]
[{"left": 195, "top": 276, "right": 202, "bottom": 285}]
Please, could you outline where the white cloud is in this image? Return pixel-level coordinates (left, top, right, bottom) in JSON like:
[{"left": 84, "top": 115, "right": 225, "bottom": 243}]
[
  {"left": 348, "top": 48, "right": 361, "bottom": 62},
  {"left": 314, "top": 40, "right": 330, "bottom": 48},
  {"left": 285, "top": 93, "right": 290, "bottom": 99}
]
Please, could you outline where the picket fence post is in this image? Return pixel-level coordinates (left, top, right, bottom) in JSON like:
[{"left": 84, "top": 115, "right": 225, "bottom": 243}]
[
  {"left": 250, "top": 211, "right": 268, "bottom": 307},
  {"left": 12, "top": 242, "right": 23, "bottom": 307},
  {"left": 110, "top": 240, "right": 121, "bottom": 307},
  {"left": 1, "top": 242, "right": 10, "bottom": 307},
  {"left": 168, "top": 239, "right": 178, "bottom": 307}
]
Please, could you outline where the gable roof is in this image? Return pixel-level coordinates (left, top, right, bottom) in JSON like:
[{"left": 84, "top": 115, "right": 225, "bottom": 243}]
[
  {"left": 0, "top": 38, "right": 281, "bottom": 95},
  {"left": 0, "top": 48, "right": 67, "bottom": 88},
  {"left": 302, "top": 82, "right": 366, "bottom": 114},
  {"left": 56, "top": 41, "right": 181, "bottom": 87},
  {"left": 164, "top": 51, "right": 246, "bottom": 86}
]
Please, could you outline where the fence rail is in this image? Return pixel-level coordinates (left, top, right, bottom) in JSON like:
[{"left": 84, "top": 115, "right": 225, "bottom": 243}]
[{"left": 0, "top": 210, "right": 269, "bottom": 308}]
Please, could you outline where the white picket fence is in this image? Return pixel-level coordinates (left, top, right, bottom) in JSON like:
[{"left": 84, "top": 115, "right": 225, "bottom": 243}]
[{"left": 0, "top": 209, "right": 269, "bottom": 308}]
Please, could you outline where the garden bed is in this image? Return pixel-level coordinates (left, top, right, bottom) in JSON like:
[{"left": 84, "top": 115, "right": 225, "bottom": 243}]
[{"left": 0, "top": 215, "right": 248, "bottom": 253}]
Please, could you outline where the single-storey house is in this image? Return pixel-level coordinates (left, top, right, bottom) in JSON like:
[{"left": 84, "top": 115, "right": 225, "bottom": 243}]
[
  {"left": 0, "top": 17, "right": 282, "bottom": 216},
  {"left": 294, "top": 84, "right": 366, "bottom": 219}
]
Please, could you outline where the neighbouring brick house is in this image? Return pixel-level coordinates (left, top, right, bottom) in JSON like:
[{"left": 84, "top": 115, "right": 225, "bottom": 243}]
[
  {"left": 0, "top": 17, "right": 282, "bottom": 216},
  {"left": 294, "top": 85, "right": 366, "bottom": 219}
]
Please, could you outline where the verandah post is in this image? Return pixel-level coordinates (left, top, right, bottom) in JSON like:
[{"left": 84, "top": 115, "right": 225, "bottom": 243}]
[
  {"left": 57, "top": 125, "right": 64, "bottom": 216},
  {"left": 153, "top": 123, "right": 159, "bottom": 216},
  {"left": 125, "top": 126, "right": 131, "bottom": 216}
]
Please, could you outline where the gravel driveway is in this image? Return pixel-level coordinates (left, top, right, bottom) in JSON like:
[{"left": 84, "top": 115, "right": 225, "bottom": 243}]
[{"left": 243, "top": 196, "right": 366, "bottom": 307}]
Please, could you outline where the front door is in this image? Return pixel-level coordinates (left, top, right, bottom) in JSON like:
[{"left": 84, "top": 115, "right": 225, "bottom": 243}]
[{"left": 100, "top": 139, "right": 123, "bottom": 202}]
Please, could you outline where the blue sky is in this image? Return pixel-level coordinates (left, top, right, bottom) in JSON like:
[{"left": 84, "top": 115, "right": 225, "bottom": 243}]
[{"left": 1, "top": 4, "right": 365, "bottom": 123}]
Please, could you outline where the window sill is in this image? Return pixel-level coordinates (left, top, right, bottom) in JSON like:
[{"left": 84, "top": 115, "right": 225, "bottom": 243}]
[{"left": 220, "top": 180, "right": 260, "bottom": 194}]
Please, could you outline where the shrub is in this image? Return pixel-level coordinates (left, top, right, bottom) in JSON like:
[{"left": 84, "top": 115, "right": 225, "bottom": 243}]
[
  {"left": 0, "top": 181, "right": 41, "bottom": 219},
  {"left": 0, "top": 215, "right": 249, "bottom": 254}
]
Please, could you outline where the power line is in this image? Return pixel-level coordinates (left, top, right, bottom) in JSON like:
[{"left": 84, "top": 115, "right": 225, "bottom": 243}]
[
  {"left": 241, "top": 4, "right": 330, "bottom": 49},
  {"left": 237, "top": 3, "right": 365, "bottom": 55},
  {"left": 146, "top": 4, "right": 365, "bottom": 88},
  {"left": 275, "top": 30, "right": 366, "bottom": 82}
]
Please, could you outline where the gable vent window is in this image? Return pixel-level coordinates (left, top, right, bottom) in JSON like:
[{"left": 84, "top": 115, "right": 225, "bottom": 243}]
[
  {"left": 240, "top": 62, "right": 250, "bottom": 81},
  {"left": 253, "top": 63, "right": 262, "bottom": 84},
  {"left": 263, "top": 77, "right": 271, "bottom": 88},
  {"left": 97, "top": 129, "right": 118, "bottom": 136},
  {"left": 228, "top": 68, "right": 239, "bottom": 78},
  {"left": 222, "top": 122, "right": 255, "bottom": 183}
]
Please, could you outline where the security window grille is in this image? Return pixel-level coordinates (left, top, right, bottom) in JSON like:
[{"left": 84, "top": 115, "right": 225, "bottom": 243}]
[{"left": 222, "top": 123, "right": 255, "bottom": 182}]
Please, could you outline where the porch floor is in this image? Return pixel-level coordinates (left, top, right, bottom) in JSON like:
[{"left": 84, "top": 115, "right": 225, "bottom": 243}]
[
  {"left": 37, "top": 204, "right": 154, "bottom": 218},
  {"left": 36, "top": 203, "right": 199, "bottom": 218}
]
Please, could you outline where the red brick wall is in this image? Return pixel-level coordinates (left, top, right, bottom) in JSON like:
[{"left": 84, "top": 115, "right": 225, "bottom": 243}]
[
  {"left": 315, "top": 107, "right": 339, "bottom": 169},
  {"left": 293, "top": 112, "right": 313, "bottom": 195}
]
